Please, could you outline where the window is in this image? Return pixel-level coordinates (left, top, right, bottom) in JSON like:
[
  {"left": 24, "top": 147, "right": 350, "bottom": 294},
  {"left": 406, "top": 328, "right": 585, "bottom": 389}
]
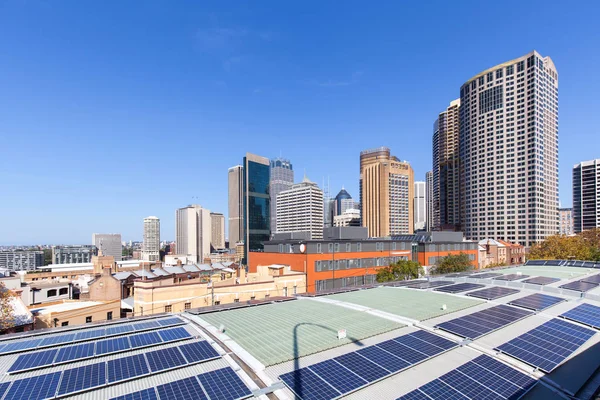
[
  {"left": 214, "top": 301, "right": 221, "bottom": 305},
  {"left": 234, "top": 298, "right": 240, "bottom": 303},
  {"left": 376, "top": 242, "right": 384, "bottom": 251},
  {"left": 85, "top": 316, "right": 92, "bottom": 323},
  {"left": 334, "top": 243, "right": 340, "bottom": 252},
  {"left": 346, "top": 243, "right": 351, "bottom": 252},
  {"left": 316, "top": 243, "right": 322, "bottom": 253},
  {"left": 479, "top": 86, "right": 503, "bottom": 114},
  {"left": 184, "top": 302, "right": 191, "bottom": 310},
  {"left": 59, "top": 288, "right": 68, "bottom": 296},
  {"left": 278, "top": 244, "right": 283, "bottom": 253},
  {"left": 107, "top": 312, "right": 113, "bottom": 321},
  {"left": 47, "top": 289, "right": 57, "bottom": 297},
  {"left": 357, "top": 243, "right": 362, "bottom": 252},
  {"left": 165, "top": 305, "right": 172, "bottom": 313},
  {"left": 507, "top": 65, "right": 514, "bottom": 76},
  {"left": 61, "top": 321, "right": 69, "bottom": 327},
  {"left": 328, "top": 243, "right": 334, "bottom": 252}
]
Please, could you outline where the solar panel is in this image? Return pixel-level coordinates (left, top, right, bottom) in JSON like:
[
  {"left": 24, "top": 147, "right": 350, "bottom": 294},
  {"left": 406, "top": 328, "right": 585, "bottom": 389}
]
[
  {"left": 495, "top": 318, "right": 596, "bottom": 372},
  {"left": 197, "top": 367, "right": 253, "bottom": 400},
  {"left": 356, "top": 345, "right": 410, "bottom": 372},
  {"left": 495, "top": 274, "right": 530, "bottom": 281},
  {"left": 178, "top": 341, "right": 220, "bottom": 363},
  {"left": 582, "top": 275, "right": 600, "bottom": 284},
  {"left": 1, "top": 338, "right": 42, "bottom": 354},
  {"left": 466, "top": 286, "right": 520, "bottom": 300},
  {"left": 409, "top": 330, "right": 457, "bottom": 351},
  {"left": 470, "top": 354, "right": 537, "bottom": 392},
  {"left": 526, "top": 260, "right": 546, "bottom": 266},
  {"left": 133, "top": 320, "right": 162, "bottom": 331},
  {"left": 560, "top": 280, "right": 599, "bottom": 292},
  {"left": 333, "top": 352, "right": 389, "bottom": 382},
  {"left": 392, "top": 279, "right": 428, "bottom": 287},
  {"left": 106, "top": 324, "right": 135, "bottom": 336},
  {"left": 156, "top": 376, "right": 208, "bottom": 400},
  {"left": 8, "top": 348, "right": 58, "bottom": 373},
  {"left": 57, "top": 362, "right": 107, "bottom": 395},
  {"left": 509, "top": 293, "right": 565, "bottom": 311},
  {"left": 436, "top": 304, "right": 532, "bottom": 339},
  {"left": 470, "top": 272, "right": 503, "bottom": 279},
  {"left": 444, "top": 272, "right": 474, "bottom": 278},
  {"left": 157, "top": 317, "right": 183, "bottom": 326},
  {"left": 308, "top": 359, "right": 367, "bottom": 393},
  {"left": 129, "top": 331, "right": 163, "bottom": 348},
  {"left": 157, "top": 327, "right": 191, "bottom": 342},
  {"left": 393, "top": 335, "right": 445, "bottom": 357},
  {"left": 96, "top": 336, "right": 131, "bottom": 355},
  {"left": 39, "top": 333, "right": 76, "bottom": 347},
  {"left": 0, "top": 382, "right": 11, "bottom": 399},
  {"left": 406, "top": 281, "right": 454, "bottom": 289},
  {"left": 145, "top": 347, "right": 187, "bottom": 372},
  {"left": 110, "top": 388, "right": 158, "bottom": 400},
  {"left": 376, "top": 339, "right": 429, "bottom": 364},
  {"left": 3, "top": 371, "right": 62, "bottom": 400},
  {"left": 434, "top": 283, "right": 485, "bottom": 293},
  {"left": 522, "top": 276, "right": 560, "bottom": 285},
  {"left": 280, "top": 368, "right": 341, "bottom": 400},
  {"left": 561, "top": 303, "right": 600, "bottom": 328},
  {"left": 108, "top": 353, "right": 149, "bottom": 383},
  {"left": 74, "top": 328, "right": 106, "bottom": 341}
]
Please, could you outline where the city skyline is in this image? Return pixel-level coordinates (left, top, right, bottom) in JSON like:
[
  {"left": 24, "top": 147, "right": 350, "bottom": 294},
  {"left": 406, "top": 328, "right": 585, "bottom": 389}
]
[{"left": 1, "top": 2, "right": 599, "bottom": 244}]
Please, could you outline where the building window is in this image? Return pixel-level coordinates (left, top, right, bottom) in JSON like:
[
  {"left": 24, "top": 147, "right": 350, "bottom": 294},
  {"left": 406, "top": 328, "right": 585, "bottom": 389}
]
[
  {"left": 165, "top": 305, "right": 172, "bottom": 313},
  {"left": 107, "top": 312, "right": 113, "bottom": 321},
  {"left": 376, "top": 242, "right": 384, "bottom": 251},
  {"left": 334, "top": 243, "right": 340, "bottom": 252},
  {"left": 392, "top": 242, "right": 397, "bottom": 251},
  {"left": 317, "top": 243, "right": 322, "bottom": 253},
  {"left": 59, "top": 288, "right": 68, "bottom": 296},
  {"left": 250, "top": 296, "right": 256, "bottom": 300},
  {"left": 184, "top": 302, "right": 191, "bottom": 310},
  {"left": 328, "top": 243, "right": 334, "bottom": 252},
  {"left": 214, "top": 301, "right": 221, "bottom": 306},
  {"left": 61, "top": 322, "right": 69, "bottom": 327},
  {"left": 346, "top": 243, "right": 351, "bottom": 252},
  {"left": 278, "top": 244, "right": 283, "bottom": 253},
  {"left": 234, "top": 298, "right": 240, "bottom": 303},
  {"left": 85, "top": 316, "right": 92, "bottom": 323},
  {"left": 357, "top": 243, "right": 361, "bottom": 252},
  {"left": 47, "top": 289, "right": 57, "bottom": 297}
]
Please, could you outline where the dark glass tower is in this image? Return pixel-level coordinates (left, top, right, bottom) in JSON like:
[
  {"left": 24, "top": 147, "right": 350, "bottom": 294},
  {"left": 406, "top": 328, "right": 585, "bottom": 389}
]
[{"left": 243, "top": 153, "right": 271, "bottom": 263}]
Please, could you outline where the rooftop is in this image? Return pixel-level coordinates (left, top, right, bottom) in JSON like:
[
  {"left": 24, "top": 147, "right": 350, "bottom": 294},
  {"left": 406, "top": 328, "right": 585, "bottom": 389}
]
[{"left": 29, "top": 301, "right": 104, "bottom": 315}]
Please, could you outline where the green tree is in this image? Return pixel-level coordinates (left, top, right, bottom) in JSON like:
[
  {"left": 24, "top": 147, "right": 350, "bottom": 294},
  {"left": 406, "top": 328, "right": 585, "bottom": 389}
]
[
  {"left": 431, "top": 253, "right": 474, "bottom": 275},
  {"left": 0, "top": 283, "right": 16, "bottom": 331},
  {"left": 528, "top": 235, "right": 595, "bottom": 261},
  {"left": 43, "top": 249, "right": 52, "bottom": 266},
  {"left": 376, "top": 259, "right": 423, "bottom": 283}
]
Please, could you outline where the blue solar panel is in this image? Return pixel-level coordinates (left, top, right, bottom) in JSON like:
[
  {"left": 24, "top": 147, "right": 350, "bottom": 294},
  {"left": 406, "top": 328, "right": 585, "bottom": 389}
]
[
  {"left": 106, "top": 324, "right": 135, "bottom": 336},
  {"left": 57, "top": 362, "right": 107, "bottom": 395},
  {"left": 280, "top": 368, "right": 340, "bottom": 400},
  {"left": 74, "top": 328, "right": 106, "bottom": 341},
  {"left": 133, "top": 320, "right": 161, "bottom": 331},
  {"left": 8, "top": 348, "right": 58, "bottom": 372},
  {"left": 110, "top": 388, "right": 158, "bottom": 400},
  {"left": 1, "top": 339, "right": 42, "bottom": 354},
  {"left": 470, "top": 355, "right": 536, "bottom": 394},
  {"left": 413, "top": 379, "right": 466, "bottom": 400},
  {"left": 397, "top": 390, "right": 431, "bottom": 400},
  {"left": 39, "top": 333, "right": 76, "bottom": 347},
  {"left": 376, "top": 339, "right": 428, "bottom": 364},
  {"left": 522, "top": 276, "right": 560, "bottom": 285},
  {"left": 129, "top": 331, "right": 163, "bottom": 348},
  {"left": 409, "top": 330, "right": 457, "bottom": 351},
  {"left": 582, "top": 274, "right": 600, "bottom": 284},
  {"left": 395, "top": 333, "right": 454, "bottom": 357},
  {"left": 197, "top": 367, "right": 253, "bottom": 400},
  {"left": 157, "top": 317, "right": 183, "bottom": 326},
  {"left": 158, "top": 327, "right": 191, "bottom": 342},
  {"left": 108, "top": 353, "right": 149, "bottom": 383},
  {"left": 0, "top": 382, "right": 11, "bottom": 399},
  {"left": 145, "top": 347, "right": 187, "bottom": 372},
  {"left": 178, "top": 341, "right": 220, "bottom": 363},
  {"left": 308, "top": 359, "right": 367, "bottom": 393},
  {"left": 510, "top": 293, "right": 565, "bottom": 311},
  {"left": 495, "top": 274, "right": 530, "bottom": 281},
  {"left": 3, "top": 371, "right": 62, "bottom": 400},
  {"left": 560, "top": 280, "right": 599, "bottom": 292},
  {"left": 95, "top": 336, "right": 131, "bottom": 355},
  {"left": 466, "top": 286, "right": 520, "bottom": 300},
  {"left": 156, "top": 376, "right": 208, "bottom": 400},
  {"left": 334, "top": 352, "right": 389, "bottom": 382},
  {"left": 55, "top": 342, "right": 95, "bottom": 363},
  {"left": 561, "top": 303, "right": 600, "bottom": 328},
  {"left": 470, "top": 272, "right": 503, "bottom": 279},
  {"left": 495, "top": 318, "right": 596, "bottom": 372},
  {"left": 439, "top": 369, "right": 500, "bottom": 398},
  {"left": 356, "top": 345, "right": 410, "bottom": 372},
  {"left": 406, "top": 281, "right": 454, "bottom": 289},
  {"left": 434, "top": 283, "right": 485, "bottom": 293}
]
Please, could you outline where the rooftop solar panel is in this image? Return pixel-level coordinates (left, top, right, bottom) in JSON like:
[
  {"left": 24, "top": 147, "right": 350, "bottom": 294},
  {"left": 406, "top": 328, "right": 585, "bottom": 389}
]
[
  {"left": 74, "top": 328, "right": 106, "bottom": 341},
  {"left": 495, "top": 273, "right": 530, "bottom": 281},
  {"left": 406, "top": 281, "right": 454, "bottom": 289},
  {"left": 57, "top": 362, "right": 107, "bottom": 396},
  {"left": 356, "top": 345, "right": 411, "bottom": 372},
  {"left": 106, "top": 324, "right": 135, "bottom": 336},
  {"left": 333, "top": 352, "right": 389, "bottom": 382},
  {"left": 434, "top": 282, "right": 485, "bottom": 293},
  {"left": 280, "top": 368, "right": 341, "bottom": 400},
  {"left": 393, "top": 335, "right": 445, "bottom": 357},
  {"left": 409, "top": 330, "right": 457, "bottom": 351},
  {"left": 110, "top": 388, "right": 158, "bottom": 400},
  {"left": 469, "top": 272, "right": 503, "bottom": 279},
  {"left": 521, "top": 276, "right": 560, "bottom": 285},
  {"left": 157, "top": 326, "right": 191, "bottom": 342},
  {"left": 95, "top": 336, "right": 131, "bottom": 355},
  {"left": 129, "top": 331, "right": 163, "bottom": 348},
  {"left": 495, "top": 318, "right": 596, "bottom": 372},
  {"left": 3, "top": 371, "right": 62, "bottom": 400},
  {"left": 39, "top": 333, "right": 76, "bottom": 347},
  {"left": 107, "top": 353, "right": 149, "bottom": 383},
  {"left": 133, "top": 320, "right": 162, "bottom": 331},
  {"left": 444, "top": 272, "right": 474, "bottom": 278},
  {"left": 560, "top": 303, "right": 600, "bottom": 328},
  {"left": 1, "top": 338, "right": 43, "bottom": 354},
  {"left": 197, "top": 367, "right": 254, "bottom": 400},
  {"left": 178, "top": 341, "right": 220, "bottom": 363},
  {"left": 308, "top": 359, "right": 367, "bottom": 394},
  {"left": 560, "top": 280, "right": 599, "bottom": 292},
  {"left": 0, "top": 382, "right": 10, "bottom": 399},
  {"left": 466, "top": 286, "right": 520, "bottom": 300},
  {"left": 55, "top": 342, "right": 95, "bottom": 364},
  {"left": 582, "top": 274, "right": 600, "bottom": 284},
  {"left": 376, "top": 339, "right": 428, "bottom": 364},
  {"left": 145, "top": 347, "right": 187, "bottom": 372},
  {"left": 470, "top": 354, "right": 537, "bottom": 391},
  {"left": 157, "top": 317, "right": 183, "bottom": 326},
  {"left": 392, "top": 279, "right": 428, "bottom": 287},
  {"left": 509, "top": 293, "right": 565, "bottom": 311},
  {"left": 8, "top": 348, "right": 58, "bottom": 373},
  {"left": 156, "top": 376, "right": 208, "bottom": 400}
]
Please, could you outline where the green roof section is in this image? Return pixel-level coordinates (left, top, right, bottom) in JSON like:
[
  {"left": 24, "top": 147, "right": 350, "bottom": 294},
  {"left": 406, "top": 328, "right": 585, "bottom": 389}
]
[
  {"left": 492, "top": 265, "right": 592, "bottom": 279},
  {"left": 199, "top": 299, "right": 403, "bottom": 366},
  {"left": 327, "top": 287, "right": 484, "bottom": 321}
]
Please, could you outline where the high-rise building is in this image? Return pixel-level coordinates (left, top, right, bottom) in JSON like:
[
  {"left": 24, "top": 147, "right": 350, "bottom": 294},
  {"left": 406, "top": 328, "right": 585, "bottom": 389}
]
[
  {"left": 360, "top": 147, "right": 414, "bottom": 237},
  {"left": 270, "top": 157, "right": 294, "bottom": 232},
  {"left": 558, "top": 208, "right": 574, "bottom": 236},
  {"left": 426, "top": 171, "right": 433, "bottom": 231},
  {"left": 433, "top": 99, "right": 461, "bottom": 231},
  {"left": 460, "top": 51, "right": 559, "bottom": 246},
  {"left": 276, "top": 176, "right": 324, "bottom": 239},
  {"left": 333, "top": 209, "right": 361, "bottom": 227},
  {"left": 176, "top": 205, "right": 211, "bottom": 263},
  {"left": 210, "top": 212, "right": 226, "bottom": 250},
  {"left": 0, "top": 250, "right": 44, "bottom": 271},
  {"left": 243, "top": 153, "right": 271, "bottom": 262},
  {"left": 334, "top": 188, "right": 355, "bottom": 216},
  {"left": 228, "top": 165, "right": 244, "bottom": 248},
  {"left": 573, "top": 159, "right": 600, "bottom": 233},
  {"left": 414, "top": 181, "right": 426, "bottom": 231},
  {"left": 142, "top": 216, "right": 160, "bottom": 262},
  {"left": 92, "top": 233, "right": 122, "bottom": 261}
]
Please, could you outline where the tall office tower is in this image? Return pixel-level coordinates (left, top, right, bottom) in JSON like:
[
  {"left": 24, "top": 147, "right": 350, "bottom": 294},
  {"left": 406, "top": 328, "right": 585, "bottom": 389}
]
[
  {"left": 176, "top": 205, "right": 211, "bottom": 263},
  {"left": 334, "top": 188, "right": 355, "bottom": 216},
  {"left": 360, "top": 147, "right": 415, "bottom": 237},
  {"left": 558, "top": 207, "right": 574, "bottom": 236},
  {"left": 142, "top": 216, "right": 160, "bottom": 262},
  {"left": 433, "top": 99, "right": 462, "bottom": 231},
  {"left": 426, "top": 171, "right": 433, "bottom": 231},
  {"left": 573, "top": 159, "right": 600, "bottom": 233},
  {"left": 414, "top": 181, "right": 426, "bottom": 231},
  {"left": 269, "top": 157, "right": 294, "bottom": 232},
  {"left": 92, "top": 233, "right": 122, "bottom": 261},
  {"left": 460, "top": 51, "right": 559, "bottom": 246},
  {"left": 242, "top": 153, "right": 271, "bottom": 263},
  {"left": 228, "top": 165, "right": 244, "bottom": 248},
  {"left": 276, "top": 176, "right": 324, "bottom": 239},
  {"left": 210, "top": 212, "right": 226, "bottom": 250}
]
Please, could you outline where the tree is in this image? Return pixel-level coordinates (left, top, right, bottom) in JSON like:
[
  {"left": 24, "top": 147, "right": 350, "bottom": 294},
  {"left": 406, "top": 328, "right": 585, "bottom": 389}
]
[
  {"left": 43, "top": 249, "right": 52, "bottom": 266},
  {"left": 0, "top": 283, "right": 16, "bottom": 332},
  {"left": 528, "top": 234, "right": 596, "bottom": 261},
  {"left": 376, "top": 259, "right": 423, "bottom": 283},
  {"left": 431, "top": 253, "right": 474, "bottom": 275}
]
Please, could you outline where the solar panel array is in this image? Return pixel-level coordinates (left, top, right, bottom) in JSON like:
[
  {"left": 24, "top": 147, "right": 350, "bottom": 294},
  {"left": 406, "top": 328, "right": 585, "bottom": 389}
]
[
  {"left": 560, "top": 280, "right": 599, "bottom": 292},
  {"left": 495, "top": 318, "right": 596, "bottom": 372},
  {"left": 398, "top": 354, "right": 536, "bottom": 400},
  {"left": 435, "top": 304, "right": 532, "bottom": 339},
  {"left": 582, "top": 274, "right": 600, "bottom": 284},
  {"left": 406, "top": 281, "right": 454, "bottom": 290},
  {"left": 0, "top": 341, "right": 220, "bottom": 399},
  {"left": 469, "top": 272, "right": 503, "bottom": 280},
  {"left": 444, "top": 272, "right": 474, "bottom": 278},
  {"left": 526, "top": 260, "right": 600, "bottom": 268},
  {"left": 509, "top": 293, "right": 566, "bottom": 311},
  {"left": 495, "top": 274, "right": 530, "bottom": 281},
  {"left": 110, "top": 367, "right": 252, "bottom": 400},
  {"left": 7, "top": 326, "right": 192, "bottom": 373},
  {"left": 521, "top": 276, "right": 560, "bottom": 286},
  {"left": 279, "top": 330, "right": 457, "bottom": 400},
  {"left": 0, "top": 317, "right": 184, "bottom": 356},
  {"left": 561, "top": 303, "right": 600, "bottom": 328},
  {"left": 392, "top": 280, "right": 428, "bottom": 287},
  {"left": 434, "top": 283, "right": 485, "bottom": 294},
  {"left": 466, "top": 287, "right": 520, "bottom": 300}
]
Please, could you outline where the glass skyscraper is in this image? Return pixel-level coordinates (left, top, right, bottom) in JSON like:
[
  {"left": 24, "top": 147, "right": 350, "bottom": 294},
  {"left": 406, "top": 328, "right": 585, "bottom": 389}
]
[
  {"left": 243, "top": 153, "right": 271, "bottom": 263},
  {"left": 270, "top": 157, "right": 294, "bottom": 232}
]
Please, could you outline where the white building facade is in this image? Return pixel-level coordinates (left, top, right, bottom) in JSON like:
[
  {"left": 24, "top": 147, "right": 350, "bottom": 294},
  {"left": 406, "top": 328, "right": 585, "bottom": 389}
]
[
  {"left": 276, "top": 177, "right": 324, "bottom": 239},
  {"left": 142, "top": 216, "right": 160, "bottom": 262},
  {"left": 414, "top": 181, "right": 426, "bottom": 231},
  {"left": 176, "top": 205, "right": 211, "bottom": 263}
]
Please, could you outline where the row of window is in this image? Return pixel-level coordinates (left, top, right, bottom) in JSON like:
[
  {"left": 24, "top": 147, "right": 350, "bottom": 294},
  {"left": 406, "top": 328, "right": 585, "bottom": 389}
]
[{"left": 315, "top": 256, "right": 408, "bottom": 272}]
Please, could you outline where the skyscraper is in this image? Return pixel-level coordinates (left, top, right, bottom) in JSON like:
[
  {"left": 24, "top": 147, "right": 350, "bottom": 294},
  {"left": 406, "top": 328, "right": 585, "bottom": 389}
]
[
  {"left": 210, "top": 212, "right": 226, "bottom": 250},
  {"left": 243, "top": 153, "right": 271, "bottom": 262},
  {"left": 414, "top": 181, "right": 426, "bottom": 231},
  {"left": 228, "top": 165, "right": 244, "bottom": 247},
  {"left": 92, "top": 233, "right": 122, "bottom": 261},
  {"left": 276, "top": 176, "right": 324, "bottom": 239},
  {"left": 270, "top": 157, "right": 294, "bottom": 232},
  {"left": 460, "top": 51, "right": 559, "bottom": 246},
  {"left": 426, "top": 171, "right": 433, "bottom": 231},
  {"left": 573, "top": 159, "right": 600, "bottom": 233},
  {"left": 176, "top": 205, "right": 211, "bottom": 263},
  {"left": 360, "top": 147, "right": 414, "bottom": 237},
  {"left": 142, "top": 216, "right": 160, "bottom": 262},
  {"left": 433, "top": 99, "right": 461, "bottom": 231},
  {"left": 334, "top": 188, "right": 355, "bottom": 216}
]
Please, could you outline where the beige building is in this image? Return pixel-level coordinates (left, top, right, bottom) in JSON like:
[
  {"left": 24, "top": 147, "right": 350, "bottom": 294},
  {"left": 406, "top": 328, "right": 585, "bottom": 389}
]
[
  {"left": 333, "top": 209, "right": 361, "bottom": 227},
  {"left": 558, "top": 207, "right": 574, "bottom": 236},
  {"left": 210, "top": 212, "right": 226, "bottom": 250},
  {"left": 176, "top": 204, "right": 211, "bottom": 263},
  {"left": 228, "top": 165, "right": 244, "bottom": 247},
  {"left": 32, "top": 300, "right": 121, "bottom": 329},
  {"left": 360, "top": 147, "right": 414, "bottom": 237},
  {"left": 276, "top": 176, "right": 324, "bottom": 239}
]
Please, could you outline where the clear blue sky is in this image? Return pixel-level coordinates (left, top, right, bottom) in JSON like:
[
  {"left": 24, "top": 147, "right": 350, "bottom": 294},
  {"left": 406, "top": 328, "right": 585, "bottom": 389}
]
[{"left": 1, "top": 0, "right": 598, "bottom": 245}]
